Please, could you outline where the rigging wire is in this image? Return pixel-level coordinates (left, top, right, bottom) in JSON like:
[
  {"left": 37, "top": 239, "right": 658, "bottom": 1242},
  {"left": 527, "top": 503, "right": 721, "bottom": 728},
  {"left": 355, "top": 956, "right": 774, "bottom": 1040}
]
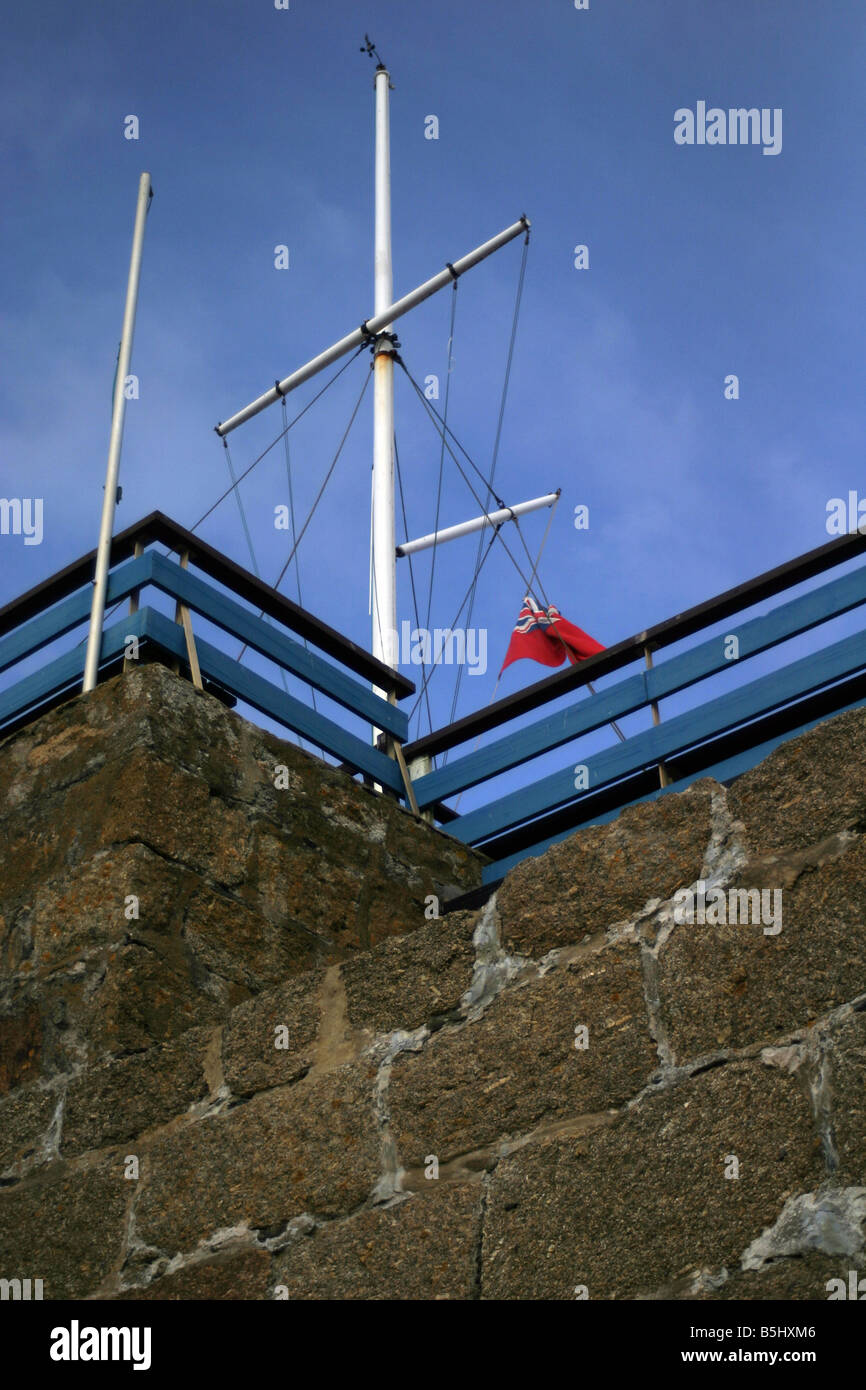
[
  {"left": 221, "top": 433, "right": 306, "bottom": 738},
  {"left": 227, "top": 362, "right": 370, "bottom": 760},
  {"left": 398, "top": 358, "right": 509, "bottom": 514},
  {"left": 397, "top": 356, "right": 546, "bottom": 602},
  {"left": 270, "top": 362, "right": 371, "bottom": 596},
  {"left": 450, "top": 497, "right": 558, "bottom": 801},
  {"left": 94, "top": 346, "right": 368, "bottom": 636},
  {"left": 231, "top": 356, "right": 370, "bottom": 687},
  {"left": 398, "top": 355, "right": 626, "bottom": 748},
  {"left": 423, "top": 282, "right": 459, "bottom": 642},
  {"left": 192, "top": 345, "right": 367, "bottom": 534},
  {"left": 509, "top": 511, "right": 625, "bottom": 742},
  {"left": 224, "top": 439, "right": 262, "bottom": 583},
  {"left": 400, "top": 350, "right": 628, "bottom": 751},
  {"left": 397, "top": 358, "right": 539, "bottom": 592},
  {"left": 405, "top": 525, "right": 500, "bottom": 726},
  {"left": 394, "top": 432, "right": 435, "bottom": 745},
  {"left": 281, "top": 396, "right": 319, "bottom": 726},
  {"left": 450, "top": 231, "right": 529, "bottom": 728}
]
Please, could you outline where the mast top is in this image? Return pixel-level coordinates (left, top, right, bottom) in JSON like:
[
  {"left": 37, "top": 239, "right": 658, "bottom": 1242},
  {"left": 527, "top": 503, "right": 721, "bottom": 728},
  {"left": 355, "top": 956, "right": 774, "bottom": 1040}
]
[
  {"left": 360, "top": 34, "right": 384, "bottom": 66},
  {"left": 360, "top": 34, "right": 391, "bottom": 81}
]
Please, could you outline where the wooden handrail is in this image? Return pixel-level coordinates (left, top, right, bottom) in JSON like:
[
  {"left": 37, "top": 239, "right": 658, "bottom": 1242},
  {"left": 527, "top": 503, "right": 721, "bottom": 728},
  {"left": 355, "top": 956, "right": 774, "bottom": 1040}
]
[{"left": 0, "top": 511, "right": 414, "bottom": 699}]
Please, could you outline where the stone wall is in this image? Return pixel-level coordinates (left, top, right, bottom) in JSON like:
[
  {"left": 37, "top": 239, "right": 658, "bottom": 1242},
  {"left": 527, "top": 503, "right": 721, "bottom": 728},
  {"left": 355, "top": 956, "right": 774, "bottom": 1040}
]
[
  {"left": 0, "top": 663, "right": 481, "bottom": 1090},
  {"left": 0, "top": 665, "right": 864, "bottom": 1299}
]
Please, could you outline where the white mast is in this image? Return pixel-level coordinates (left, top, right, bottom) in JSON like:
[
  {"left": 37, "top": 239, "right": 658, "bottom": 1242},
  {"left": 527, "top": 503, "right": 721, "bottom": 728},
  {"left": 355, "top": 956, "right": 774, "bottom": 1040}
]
[
  {"left": 83, "top": 170, "right": 152, "bottom": 693},
  {"left": 215, "top": 44, "right": 532, "bottom": 760},
  {"left": 371, "top": 59, "right": 397, "bottom": 690}
]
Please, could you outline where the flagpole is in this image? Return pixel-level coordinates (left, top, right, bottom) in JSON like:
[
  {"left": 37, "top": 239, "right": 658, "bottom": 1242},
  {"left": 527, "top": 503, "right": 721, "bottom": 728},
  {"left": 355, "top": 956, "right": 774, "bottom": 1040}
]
[
  {"left": 371, "top": 60, "right": 397, "bottom": 698},
  {"left": 83, "top": 171, "right": 152, "bottom": 694}
]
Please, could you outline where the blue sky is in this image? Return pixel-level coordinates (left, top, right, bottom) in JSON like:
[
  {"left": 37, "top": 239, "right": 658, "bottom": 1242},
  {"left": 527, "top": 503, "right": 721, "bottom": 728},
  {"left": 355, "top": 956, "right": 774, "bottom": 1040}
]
[{"left": 2, "top": 0, "right": 864, "bottom": 774}]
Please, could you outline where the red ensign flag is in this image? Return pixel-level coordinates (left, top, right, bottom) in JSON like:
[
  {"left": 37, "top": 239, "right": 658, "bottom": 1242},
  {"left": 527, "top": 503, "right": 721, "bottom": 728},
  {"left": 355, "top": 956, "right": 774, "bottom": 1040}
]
[{"left": 500, "top": 595, "right": 605, "bottom": 674}]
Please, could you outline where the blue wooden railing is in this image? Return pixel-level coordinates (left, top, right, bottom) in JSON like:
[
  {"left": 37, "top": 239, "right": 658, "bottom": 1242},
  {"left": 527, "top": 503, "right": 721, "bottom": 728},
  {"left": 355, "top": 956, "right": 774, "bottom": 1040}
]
[
  {"left": 0, "top": 513, "right": 414, "bottom": 794},
  {"left": 402, "top": 527, "right": 866, "bottom": 886},
  {"left": 2, "top": 512, "right": 866, "bottom": 893}
]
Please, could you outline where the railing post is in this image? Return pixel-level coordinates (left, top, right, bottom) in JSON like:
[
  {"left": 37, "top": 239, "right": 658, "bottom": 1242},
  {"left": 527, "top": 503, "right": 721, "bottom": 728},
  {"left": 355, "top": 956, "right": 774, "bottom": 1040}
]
[
  {"left": 174, "top": 551, "right": 203, "bottom": 691},
  {"left": 381, "top": 687, "right": 420, "bottom": 815},
  {"left": 122, "top": 539, "right": 144, "bottom": 676},
  {"left": 644, "top": 643, "right": 670, "bottom": 789},
  {"left": 408, "top": 753, "right": 434, "bottom": 823}
]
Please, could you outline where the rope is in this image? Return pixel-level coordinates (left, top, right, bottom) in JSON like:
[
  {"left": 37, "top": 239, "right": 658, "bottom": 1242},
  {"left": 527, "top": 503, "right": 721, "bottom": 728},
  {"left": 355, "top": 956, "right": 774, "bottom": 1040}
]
[
  {"left": 405, "top": 526, "right": 499, "bottom": 725},
  {"left": 394, "top": 433, "right": 436, "bottom": 745},
  {"left": 449, "top": 498, "right": 554, "bottom": 794},
  {"left": 91, "top": 346, "right": 368, "bottom": 636},
  {"left": 270, "top": 362, "right": 371, "bottom": 594},
  {"left": 224, "top": 439, "right": 261, "bottom": 581},
  {"left": 270, "top": 400, "right": 319, "bottom": 746},
  {"left": 401, "top": 353, "right": 626, "bottom": 750},
  {"left": 424, "top": 282, "right": 459, "bottom": 640},
  {"left": 280, "top": 399, "right": 318, "bottom": 716},
  {"left": 398, "top": 357, "right": 508, "bottom": 511},
  {"left": 226, "top": 363, "right": 370, "bottom": 761},
  {"left": 227, "top": 362, "right": 369, "bottom": 670},
  {"left": 451, "top": 233, "right": 529, "bottom": 726},
  {"left": 193, "top": 345, "right": 367, "bottom": 533},
  {"left": 220, "top": 439, "right": 309, "bottom": 742},
  {"left": 397, "top": 357, "right": 544, "bottom": 602},
  {"left": 400, "top": 369, "right": 627, "bottom": 753},
  {"left": 518, "top": 497, "right": 558, "bottom": 602}
]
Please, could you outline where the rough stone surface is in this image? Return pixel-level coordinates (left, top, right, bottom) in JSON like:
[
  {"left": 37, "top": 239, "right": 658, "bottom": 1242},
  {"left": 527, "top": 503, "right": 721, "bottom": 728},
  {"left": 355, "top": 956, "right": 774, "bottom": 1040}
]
[
  {"left": 0, "top": 1152, "right": 130, "bottom": 1299},
  {"left": 73, "top": 941, "right": 224, "bottom": 1059},
  {"left": 656, "top": 835, "right": 866, "bottom": 1061},
  {"left": 222, "top": 970, "right": 324, "bottom": 1095},
  {"left": 272, "top": 1188, "right": 481, "bottom": 1300},
  {"left": 482, "top": 1061, "right": 825, "bottom": 1300},
  {"left": 728, "top": 705, "right": 866, "bottom": 855},
  {"left": 0, "top": 1081, "right": 60, "bottom": 1178},
  {"left": 118, "top": 1249, "right": 272, "bottom": 1300},
  {"left": 0, "top": 1003, "right": 42, "bottom": 1094},
  {"left": 496, "top": 780, "right": 714, "bottom": 957},
  {"left": 684, "top": 1254, "right": 859, "bottom": 1301},
  {"left": 0, "top": 663, "right": 483, "bottom": 977},
  {"left": 829, "top": 1008, "right": 866, "bottom": 1184},
  {"left": 389, "top": 939, "right": 655, "bottom": 1167},
  {"left": 62, "top": 1029, "right": 211, "bottom": 1156},
  {"left": 1, "top": 664, "right": 865, "bottom": 1300},
  {"left": 0, "top": 664, "right": 484, "bottom": 1087},
  {"left": 134, "top": 1061, "right": 380, "bottom": 1255},
  {"left": 340, "top": 911, "right": 478, "bottom": 1037}
]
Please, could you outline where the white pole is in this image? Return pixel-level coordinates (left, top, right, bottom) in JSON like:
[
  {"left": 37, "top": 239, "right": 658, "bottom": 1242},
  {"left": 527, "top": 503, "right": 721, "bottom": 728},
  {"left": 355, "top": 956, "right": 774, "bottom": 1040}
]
[
  {"left": 83, "top": 171, "right": 152, "bottom": 693},
  {"left": 371, "top": 64, "right": 396, "bottom": 693},
  {"left": 397, "top": 492, "right": 560, "bottom": 557},
  {"left": 215, "top": 216, "right": 530, "bottom": 438}
]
